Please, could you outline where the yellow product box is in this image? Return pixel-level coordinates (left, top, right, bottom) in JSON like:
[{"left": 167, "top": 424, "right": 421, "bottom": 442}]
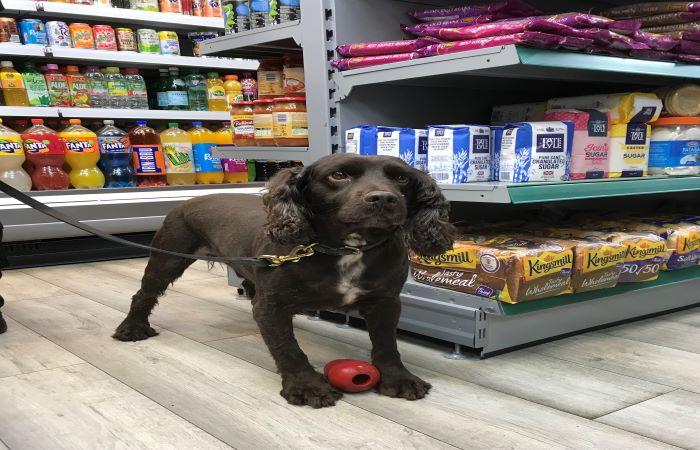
[{"left": 608, "top": 123, "right": 650, "bottom": 178}]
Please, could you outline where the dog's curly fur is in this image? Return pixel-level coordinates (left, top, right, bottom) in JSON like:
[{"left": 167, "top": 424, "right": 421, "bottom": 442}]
[{"left": 113, "top": 154, "right": 454, "bottom": 408}]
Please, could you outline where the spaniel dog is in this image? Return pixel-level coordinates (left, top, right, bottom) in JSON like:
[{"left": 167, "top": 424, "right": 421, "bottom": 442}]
[{"left": 113, "top": 153, "right": 455, "bottom": 408}]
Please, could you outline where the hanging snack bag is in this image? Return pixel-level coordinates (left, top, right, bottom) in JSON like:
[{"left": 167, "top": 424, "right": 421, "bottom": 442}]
[{"left": 427, "top": 125, "right": 491, "bottom": 183}]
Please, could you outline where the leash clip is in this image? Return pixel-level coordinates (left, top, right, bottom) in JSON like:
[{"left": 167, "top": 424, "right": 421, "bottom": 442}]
[{"left": 261, "top": 244, "right": 317, "bottom": 267}]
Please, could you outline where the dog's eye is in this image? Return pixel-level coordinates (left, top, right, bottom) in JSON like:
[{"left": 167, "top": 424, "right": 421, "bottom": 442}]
[
  {"left": 330, "top": 171, "right": 349, "bottom": 181},
  {"left": 395, "top": 175, "right": 409, "bottom": 184}
]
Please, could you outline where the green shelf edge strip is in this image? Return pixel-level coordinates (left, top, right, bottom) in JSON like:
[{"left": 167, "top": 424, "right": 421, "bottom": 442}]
[
  {"left": 516, "top": 46, "right": 700, "bottom": 79},
  {"left": 501, "top": 266, "right": 700, "bottom": 316},
  {"left": 506, "top": 176, "right": 700, "bottom": 204}
]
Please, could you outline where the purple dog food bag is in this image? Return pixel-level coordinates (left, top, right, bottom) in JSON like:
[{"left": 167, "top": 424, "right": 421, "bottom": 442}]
[
  {"left": 629, "top": 48, "right": 677, "bottom": 61},
  {"left": 417, "top": 32, "right": 563, "bottom": 57},
  {"left": 401, "top": 15, "right": 498, "bottom": 36},
  {"left": 429, "top": 17, "right": 570, "bottom": 41},
  {"left": 638, "top": 10, "right": 700, "bottom": 27},
  {"left": 603, "top": 2, "right": 700, "bottom": 19},
  {"left": 676, "top": 52, "right": 700, "bottom": 63},
  {"left": 336, "top": 37, "right": 438, "bottom": 57},
  {"left": 548, "top": 13, "right": 640, "bottom": 35},
  {"left": 643, "top": 21, "right": 700, "bottom": 33},
  {"left": 632, "top": 30, "right": 680, "bottom": 50},
  {"left": 408, "top": 0, "right": 541, "bottom": 22},
  {"left": 662, "top": 30, "right": 700, "bottom": 40},
  {"left": 560, "top": 36, "right": 595, "bottom": 51},
  {"left": 330, "top": 52, "right": 420, "bottom": 71},
  {"left": 678, "top": 38, "right": 700, "bottom": 54}
]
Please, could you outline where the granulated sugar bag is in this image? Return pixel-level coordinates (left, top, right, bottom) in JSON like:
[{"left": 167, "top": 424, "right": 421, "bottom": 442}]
[
  {"left": 345, "top": 126, "right": 377, "bottom": 155},
  {"left": 428, "top": 125, "right": 491, "bottom": 183},
  {"left": 376, "top": 127, "right": 425, "bottom": 167},
  {"left": 543, "top": 109, "right": 610, "bottom": 180},
  {"left": 497, "top": 121, "right": 574, "bottom": 183}
]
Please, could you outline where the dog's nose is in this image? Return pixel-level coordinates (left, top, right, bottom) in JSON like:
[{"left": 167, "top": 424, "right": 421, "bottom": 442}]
[{"left": 363, "top": 191, "right": 399, "bottom": 206}]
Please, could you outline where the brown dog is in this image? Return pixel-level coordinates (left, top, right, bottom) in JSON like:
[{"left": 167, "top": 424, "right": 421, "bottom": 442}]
[{"left": 113, "top": 154, "right": 454, "bottom": 408}]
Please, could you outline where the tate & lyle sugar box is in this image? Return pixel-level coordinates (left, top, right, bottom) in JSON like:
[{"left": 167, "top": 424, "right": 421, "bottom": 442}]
[
  {"left": 427, "top": 125, "right": 491, "bottom": 183},
  {"left": 498, "top": 121, "right": 574, "bottom": 183},
  {"left": 376, "top": 127, "right": 425, "bottom": 167},
  {"left": 345, "top": 126, "right": 377, "bottom": 155},
  {"left": 609, "top": 123, "right": 651, "bottom": 177},
  {"left": 543, "top": 109, "right": 610, "bottom": 180}
]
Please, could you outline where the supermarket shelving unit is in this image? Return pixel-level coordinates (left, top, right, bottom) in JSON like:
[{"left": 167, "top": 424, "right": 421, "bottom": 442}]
[
  {"left": 210, "top": 0, "right": 700, "bottom": 356},
  {"left": 0, "top": 0, "right": 262, "bottom": 252}
]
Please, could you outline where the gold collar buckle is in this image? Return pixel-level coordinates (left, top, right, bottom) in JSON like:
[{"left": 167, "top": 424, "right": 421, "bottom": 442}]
[{"left": 260, "top": 244, "right": 317, "bottom": 267}]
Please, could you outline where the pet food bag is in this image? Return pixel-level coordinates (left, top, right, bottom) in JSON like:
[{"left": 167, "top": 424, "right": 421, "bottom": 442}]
[
  {"left": 416, "top": 32, "right": 563, "bottom": 57},
  {"left": 497, "top": 121, "right": 574, "bottom": 183},
  {"left": 543, "top": 109, "right": 610, "bottom": 180},
  {"left": 345, "top": 126, "right": 377, "bottom": 155},
  {"left": 408, "top": 0, "right": 541, "bottom": 22},
  {"left": 603, "top": 2, "right": 700, "bottom": 19},
  {"left": 609, "top": 123, "right": 651, "bottom": 177},
  {"left": 376, "top": 127, "right": 423, "bottom": 167},
  {"left": 330, "top": 52, "right": 420, "bottom": 71},
  {"left": 336, "top": 38, "right": 437, "bottom": 57},
  {"left": 547, "top": 92, "right": 663, "bottom": 125},
  {"left": 491, "top": 102, "right": 546, "bottom": 125},
  {"left": 427, "top": 125, "right": 491, "bottom": 183}
]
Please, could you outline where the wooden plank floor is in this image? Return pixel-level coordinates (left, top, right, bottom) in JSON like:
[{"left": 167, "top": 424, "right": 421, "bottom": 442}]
[{"left": 1, "top": 259, "right": 699, "bottom": 449}]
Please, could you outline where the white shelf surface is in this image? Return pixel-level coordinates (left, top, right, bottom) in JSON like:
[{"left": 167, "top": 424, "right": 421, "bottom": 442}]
[
  {"left": 58, "top": 108, "right": 230, "bottom": 121},
  {"left": 46, "top": 47, "right": 258, "bottom": 70},
  {"left": 200, "top": 20, "right": 302, "bottom": 55},
  {"left": 0, "top": 43, "right": 44, "bottom": 56},
  {"left": 0, "top": 106, "right": 59, "bottom": 117},
  {"left": 0, "top": 0, "right": 224, "bottom": 31}
]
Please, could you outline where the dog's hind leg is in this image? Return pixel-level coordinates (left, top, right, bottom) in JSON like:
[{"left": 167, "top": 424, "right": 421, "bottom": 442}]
[{"left": 113, "top": 211, "right": 200, "bottom": 341}]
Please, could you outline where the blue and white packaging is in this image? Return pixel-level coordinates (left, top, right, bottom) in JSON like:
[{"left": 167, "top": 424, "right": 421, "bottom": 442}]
[
  {"left": 427, "top": 125, "right": 491, "bottom": 184},
  {"left": 345, "top": 126, "right": 377, "bottom": 155},
  {"left": 491, "top": 126, "right": 504, "bottom": 181},
  {"left": 414, "top": 129, "right": 428, "bottom": 172},
  {"left": 376, "top": 127, "right": 423, "bottom": 167},
  {"left": 498, "top": 121, "right": 574, "bottom": 183}
]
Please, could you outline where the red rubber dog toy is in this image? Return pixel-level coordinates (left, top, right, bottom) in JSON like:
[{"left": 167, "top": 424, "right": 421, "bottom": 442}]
[{"left": 324, "top": 359, "right": 381, "bottom": 393}]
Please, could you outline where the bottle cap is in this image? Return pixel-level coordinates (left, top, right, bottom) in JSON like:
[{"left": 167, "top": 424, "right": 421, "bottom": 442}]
[
  {"left": 125, "top": 68, "right": 138, "bottom": 74},
  {"left": 105, "top": 66, "right": 119, "bottom": 73},
  {"left": 0, "top": 61, "right": 12, "bottom": 67},
  {"left": 31, "top": 119, "right": 44, "bottom": 125},
  {"left": 224, "top": 75, "right": 238, "bottom": 80},
  {"left": 136, "top": 120, "right": 147, "bottom": 126},
  {"left": 192, "top": 121, "right": 202, "bottom": 127},
  {"left": 168, "top": 122, "right": 178, "bottom": 127},
  {"left": 66, "top": 65, "right": 79, "bottom": 72},
  {"left": 207, "top": 72, "right": 219, "bottom": 78},
  {"left": 47, "top": 63, "right": 59, "bottom": 70},
  {"left": 104, "top": 120, "right": 114, "bottom": 125},
  {"left": 69, "top": 119, "right": 81, "bottom": 125}
]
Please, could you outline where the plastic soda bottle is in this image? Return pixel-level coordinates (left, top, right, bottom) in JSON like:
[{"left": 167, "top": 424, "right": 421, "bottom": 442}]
[
  {"left": 160, "top": 122, "right": 196, "bottom": 186},
  {"left": 45, "top": 64, "right": 71, "bottom": 107},
  {"left": 129, "top": 120, "right": 167, "bottom": 186},
  {"left": 159, "top": 0, "right": 183, "bottom": 13},
  {"left": 21, "top": 119, "right": 69, "bottom": 190},
  {"left": 65, "top": 65, "right": 91, "bottom": 108},
  {"left": 104, "top": 66, "right": 128, "bottom": 109},
  {"left": 190, "top": 121, "right": 223, "bottom": 184},
  {"left": 215, "top": 122, "right": 247, "bottom": 183},
  {"left": 240, "top": 72, "right": 257, "bottom": 101},
  {"left": 60, "top": 119, "right": 105, "bottom": 189},
  {"left": 203, "top": 0, "right": 222, "bottom": 17},
  {"left": 185, "top": 69, "right": 208, "bottom": 111},
  {"left": 22, "top": 62, "right": 50, "bottom": 107},
  {"left": 223, "top": 74, "right": 243, "bottom": 110},
  {"left": 124, "top": 68, "right": 148, "bottom": 109},
  {"left": 0, "top": 61, "right": 29, "bottom": 107},
  {"left": 205, "top": 72, "right": 227, "bottom": 111},
  {"left": 0, "top": 119, "right": 32, "bottom": 191},
  {"left": 84, "top": 65, "right": 108, "bottom": 108},
  {"left": 97, "top": 120, "right": 136, "bottom": 188}
]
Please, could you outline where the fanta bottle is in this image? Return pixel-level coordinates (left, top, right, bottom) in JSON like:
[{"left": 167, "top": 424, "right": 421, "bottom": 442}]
[
  {"left": 60, "top": 119, "right": 105, "bottom": 189},
  {"left": 0, "top": 119, "right": 31, "bottom": 191},
  {"left": 203, "top": 0, "right": 222, "bottom": 17},
  {"left": 129, "top": 120, "right": 167, "bottom": 186},
  {"left": 97, "top": 120, "right": 136, "bottom": 188},
  {"left": 190, "top": 121, "right": 223, "bottom": 184},
  {"left": 160, "top": 122, "right": 196, "bottom": 186},
  {"left": 22, "top": 119, "right": 69, "bottom": 190}
]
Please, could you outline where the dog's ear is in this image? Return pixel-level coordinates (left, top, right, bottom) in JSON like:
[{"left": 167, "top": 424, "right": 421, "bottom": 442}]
[
  {"left": 262, "top": 167, "right": 314, "bottom": 244},
  {"left": 405, "top": 169, "right": 455, "bottom": 257}
]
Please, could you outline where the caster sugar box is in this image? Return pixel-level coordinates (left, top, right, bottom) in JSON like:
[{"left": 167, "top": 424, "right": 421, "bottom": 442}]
[
  {"left": 427, "top": 125, "right": 491, "bottom": 183},
  {"left": 544, "top": 109, "right": 610, "bottom": 180},
  {"left": 609, "top": 123, "right": 651, "bottom": 177},
  {"left": 497, "top": 121, "right": 574, "bottom": 183},
  {"left": 345, "top": 126, "right": 377, "bottom": 155}
]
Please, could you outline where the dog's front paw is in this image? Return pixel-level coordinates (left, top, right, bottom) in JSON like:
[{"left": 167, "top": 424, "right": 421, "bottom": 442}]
[
  {"left": 112, "top": 320, "right": 158, "bottom": 341},
  {"left": 281, "top": 372, "right": 343, "bottom": 408},
  {"left": 378, "top": 369, "right": 431, "bottom": 400}
]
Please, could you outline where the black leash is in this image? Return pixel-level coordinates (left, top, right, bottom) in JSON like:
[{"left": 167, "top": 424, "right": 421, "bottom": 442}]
[{"left": 0, "top": 181, "right": 387, "bottom": 267}]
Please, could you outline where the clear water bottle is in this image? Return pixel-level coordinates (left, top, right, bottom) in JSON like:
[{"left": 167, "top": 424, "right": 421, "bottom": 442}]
[
  {"left": 84, "top": 66, "right": 108, "bottom": 109},
  {"left": 124, "top": 68, "right": 149, "bottom": 110},
  {"left": 104, "top": 66, "right": 128, "bottom": 109},
  {"left": 185, "top": 69, "right": 208, "bottom": 111}
]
